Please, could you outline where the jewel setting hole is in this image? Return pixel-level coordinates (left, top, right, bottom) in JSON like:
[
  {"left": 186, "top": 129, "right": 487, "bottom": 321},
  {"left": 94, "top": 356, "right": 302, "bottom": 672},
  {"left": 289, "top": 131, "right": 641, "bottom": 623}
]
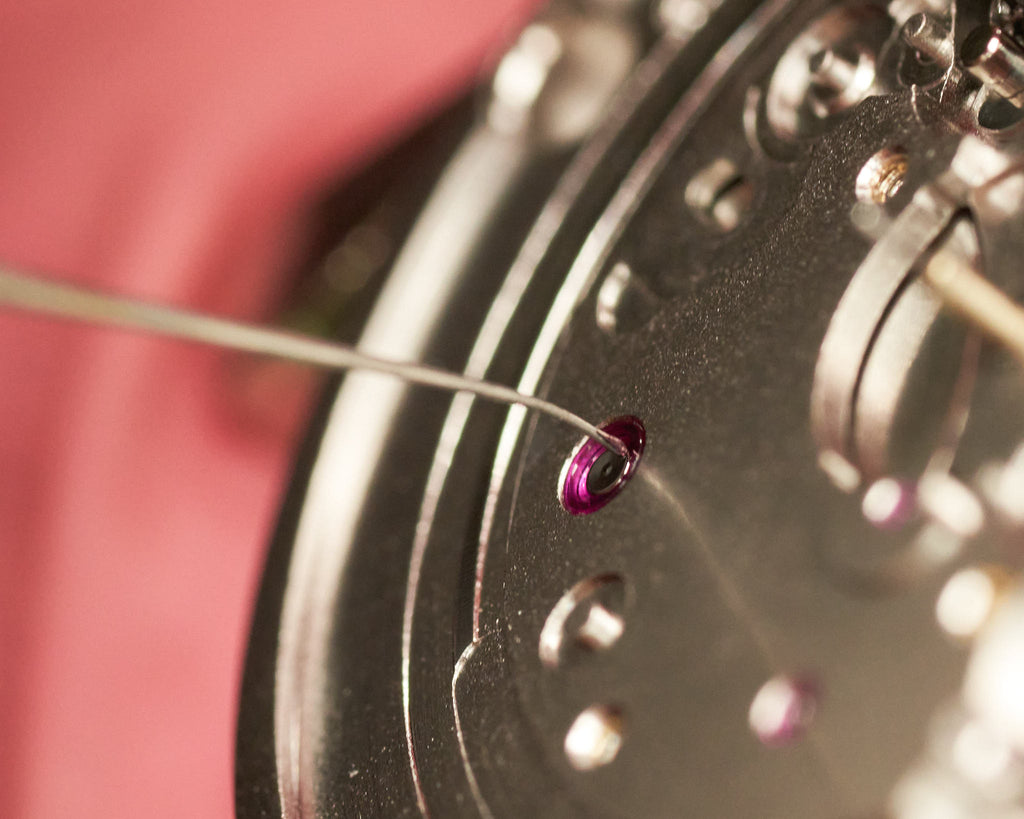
[{"left": 558, "top": 416, "right": 645, "bottom": 515}]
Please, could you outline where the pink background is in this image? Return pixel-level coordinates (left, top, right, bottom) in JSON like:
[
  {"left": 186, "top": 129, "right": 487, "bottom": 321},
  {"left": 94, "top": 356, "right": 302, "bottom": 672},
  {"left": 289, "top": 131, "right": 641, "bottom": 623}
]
[{"left": 0, "top": 2, "right": 536, "bottom": 816}]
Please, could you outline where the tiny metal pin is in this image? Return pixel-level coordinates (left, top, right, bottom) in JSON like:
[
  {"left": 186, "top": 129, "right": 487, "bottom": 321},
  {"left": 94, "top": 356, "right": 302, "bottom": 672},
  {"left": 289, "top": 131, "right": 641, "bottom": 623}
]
[
  {"left": 922, "top": 249, "right": 1024, "bottom": 367},
  {"left": 901, "top": 13, "right": 953, "bottom": 67},
  {"left": 962, "top": 25, "right": 1024, "bottom": 108},
  {"left": 0, "top": 265, "right": 628, "bottom": 456}
]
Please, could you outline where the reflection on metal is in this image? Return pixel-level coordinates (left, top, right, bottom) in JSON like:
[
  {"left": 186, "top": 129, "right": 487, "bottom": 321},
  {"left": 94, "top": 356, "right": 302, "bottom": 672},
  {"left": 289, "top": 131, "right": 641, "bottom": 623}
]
[
  {"left": 747, "top": 675, "right": 819, "bottom": 748},
  {"left": 813, "top": 138, "right": 1024, "bottom": 482},
  {"left": 861, "top": 477, "right": 915, "bottom": 530},
  {"left": 810, "top": 177, "right": 960, "bottom": 473},
  {"left": 916, "top": 471, "right": 985, "bottom": 539},
  {"left": 935, "top": 566, "right": 1006, "bottom": 639},
  {"left": 901, "top": 12, "right": 953, "bottom": 67},
  {"left": 236, "top": 0, "right": 1024, "bottom": 814},
  {"left": 272, "top": 109, "right": 558, "bottom": 818},
  {"left": 962, "top": 26, "right": 1024, "bottom": 109},
  {"left": 563, "top": 705, "right": 625, "bottom": 770},
  {"left": 488, "top": 15, "right": 639, "bottom": 145},
  {"left": 894, "top": 587, "right": 1024, "bottom": 817},
  {"left": 401, "top": 24, "right": 688, "bottom": 819},
  {"left": 595, "top": 261, "right": 633, "bottom": 331},
  {"left": 852, "top": 222, "right": 977, "bottom": 478},
  {"left": 978, "top": 444, "right": 1024, "bottom": 527},
  {"left": 763, "top": 3, "right": 889, "bottom": 139},
  {"left": 656, "top": 0, "right": 725, "bottom": 37}
]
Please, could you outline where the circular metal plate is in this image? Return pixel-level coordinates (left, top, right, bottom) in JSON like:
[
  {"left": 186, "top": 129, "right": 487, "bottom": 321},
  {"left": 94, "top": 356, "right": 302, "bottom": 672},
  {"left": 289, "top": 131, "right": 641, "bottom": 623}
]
[{"left": 238, "top": 0, "right": 1024, "bottom": 815}]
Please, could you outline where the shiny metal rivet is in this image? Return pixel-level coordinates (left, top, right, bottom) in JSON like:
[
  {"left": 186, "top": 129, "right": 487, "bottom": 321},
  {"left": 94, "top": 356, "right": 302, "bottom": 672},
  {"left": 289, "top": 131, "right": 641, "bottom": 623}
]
[
  {"left": 748, "top": 675, "right": 818, "bottom": 747},
  {"left": 856, "top": 147, "right": 908, "bottom": 204},
  {"left": 564, "top": 705, "right": 625, "bottom": 770}
]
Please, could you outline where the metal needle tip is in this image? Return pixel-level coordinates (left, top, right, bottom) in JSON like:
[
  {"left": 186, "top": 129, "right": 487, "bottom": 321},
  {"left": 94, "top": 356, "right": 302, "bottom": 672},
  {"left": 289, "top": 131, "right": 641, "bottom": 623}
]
[{"left": 597, "top": 430, "right": 630, "bottom": 457}]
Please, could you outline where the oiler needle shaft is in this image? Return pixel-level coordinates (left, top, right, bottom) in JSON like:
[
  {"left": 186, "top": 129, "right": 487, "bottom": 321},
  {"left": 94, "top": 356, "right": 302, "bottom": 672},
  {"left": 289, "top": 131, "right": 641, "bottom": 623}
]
[{"left": 0, "top": 267, "right": 626, "bottom": 455}]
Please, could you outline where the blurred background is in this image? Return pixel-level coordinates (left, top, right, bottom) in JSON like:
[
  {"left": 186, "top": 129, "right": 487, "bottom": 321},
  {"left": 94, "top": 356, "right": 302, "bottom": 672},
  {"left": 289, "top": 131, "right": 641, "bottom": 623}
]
[{"left": 0, "top": 1, "right": 538, "bottom": 816}]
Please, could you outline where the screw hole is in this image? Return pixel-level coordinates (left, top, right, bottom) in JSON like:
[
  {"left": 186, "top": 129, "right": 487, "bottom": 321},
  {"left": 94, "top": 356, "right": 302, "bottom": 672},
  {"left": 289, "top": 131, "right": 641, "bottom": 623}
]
[
  {"left": 685, "top": 158, "right": 754, "bottom": 232},
  {"left": 855, "top": 147, "right": 907, "bottom": 205},
  {"left": 559, "top": 416, "right": 645, "bottom": 515},
  {"left": 539, "top": 574, "right": 626, "bottom": 668}
]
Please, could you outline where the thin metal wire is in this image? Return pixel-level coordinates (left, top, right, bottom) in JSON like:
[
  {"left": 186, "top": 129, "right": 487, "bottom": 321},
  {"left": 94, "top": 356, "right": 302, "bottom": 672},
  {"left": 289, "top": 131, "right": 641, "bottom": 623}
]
[{"left": 0, "top": 266, "right": 626, "bottom": 455}]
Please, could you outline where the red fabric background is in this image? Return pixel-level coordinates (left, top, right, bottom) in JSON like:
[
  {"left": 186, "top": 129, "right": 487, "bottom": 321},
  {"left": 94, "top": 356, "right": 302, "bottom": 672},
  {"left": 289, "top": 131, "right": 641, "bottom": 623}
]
[{"left": 0, "top": 2, "right": 535, "bottom": 816}]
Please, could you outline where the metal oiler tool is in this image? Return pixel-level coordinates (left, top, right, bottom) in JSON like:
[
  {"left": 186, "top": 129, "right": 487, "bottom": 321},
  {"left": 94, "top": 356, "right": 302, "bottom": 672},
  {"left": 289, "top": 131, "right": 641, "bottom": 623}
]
[{"left": 0, "top": 265, "right": 628, "bottom": 457}]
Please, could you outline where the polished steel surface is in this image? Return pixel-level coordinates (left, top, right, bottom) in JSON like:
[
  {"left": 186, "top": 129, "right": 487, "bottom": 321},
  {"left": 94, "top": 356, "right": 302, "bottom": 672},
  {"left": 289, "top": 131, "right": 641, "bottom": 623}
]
[{"left": 237, "top": 0, "right": 1024, "bottom": 815}]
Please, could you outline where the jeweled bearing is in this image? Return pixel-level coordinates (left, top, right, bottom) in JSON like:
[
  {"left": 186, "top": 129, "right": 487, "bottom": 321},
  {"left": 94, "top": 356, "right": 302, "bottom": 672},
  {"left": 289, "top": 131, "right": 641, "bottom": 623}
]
[{"left": 558, "top": 416, "right": 645, "bottom": 515}]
